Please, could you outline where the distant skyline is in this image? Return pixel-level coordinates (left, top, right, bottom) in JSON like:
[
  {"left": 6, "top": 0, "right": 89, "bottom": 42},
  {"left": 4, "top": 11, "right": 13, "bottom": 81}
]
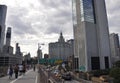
[{"left": 0, "top": 0, "right": 120, "bottom": 57}]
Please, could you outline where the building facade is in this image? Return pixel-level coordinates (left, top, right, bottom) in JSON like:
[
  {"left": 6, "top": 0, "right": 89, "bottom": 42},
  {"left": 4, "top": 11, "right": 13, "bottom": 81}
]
[
  {"left": 49, "top": 32, "right": 73, "bottom": 60},
  {"left": 0, "top": 5, "right": 7, "bottom": 51},
  {"left": 72, "top": 0, "right": 111, "bottom": 71},
  {"left": 0, "top": 5, "right": 23, "bottom": 66},
  {"left": 110, "top": 33, "right": 120, "bottom": 64},
  {"left": 0, "top": 27, "right": 23, "bottom": 66},
  {"left": 37, "top": 49, "right": 42, "bottom": 59}
]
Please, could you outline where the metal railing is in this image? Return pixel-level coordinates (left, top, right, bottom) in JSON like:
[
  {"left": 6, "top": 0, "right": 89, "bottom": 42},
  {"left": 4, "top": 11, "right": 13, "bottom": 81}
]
[{"left": 38, "top": 66, "right": 63, "bottom": 83}]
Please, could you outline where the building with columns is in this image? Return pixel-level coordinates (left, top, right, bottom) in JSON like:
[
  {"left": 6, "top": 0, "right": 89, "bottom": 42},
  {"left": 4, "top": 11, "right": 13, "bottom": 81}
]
[
  {"left": 72, "top": 0, "right": 111, "bottom": 71},
  {"left": 49, "top": 32, "right": 73, "bottom": 61}
]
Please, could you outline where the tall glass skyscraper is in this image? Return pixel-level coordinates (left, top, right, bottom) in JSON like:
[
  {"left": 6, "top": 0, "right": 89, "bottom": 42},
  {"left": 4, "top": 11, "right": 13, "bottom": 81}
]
[
  {"left": 72, "top": 0, "right": 111, "bottom": 71},
  {"left": 0, "top": 5, "right": 7, "bottom": 51}
]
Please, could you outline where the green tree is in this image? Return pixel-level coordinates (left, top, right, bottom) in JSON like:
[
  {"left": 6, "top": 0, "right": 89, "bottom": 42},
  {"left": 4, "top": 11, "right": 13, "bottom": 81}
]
[
  {"left": 114, "top": 60, "right": 120, "bottom": 68},
  {"left": 109, "top": 68, "right": 120, "bottom": 83}
]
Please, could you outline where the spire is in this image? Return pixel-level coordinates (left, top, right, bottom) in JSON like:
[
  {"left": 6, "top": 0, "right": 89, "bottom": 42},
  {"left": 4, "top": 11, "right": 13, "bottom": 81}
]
[{"left": 58, "top": 32, "right": 65, "bottom": 42}]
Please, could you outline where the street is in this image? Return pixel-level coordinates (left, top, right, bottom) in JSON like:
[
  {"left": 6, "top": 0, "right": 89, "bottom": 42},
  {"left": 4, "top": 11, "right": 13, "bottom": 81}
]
[
  {"left": 0, "top": 69, "right": 38, "bottom": 83},
  {"left": 64, "top": 80, "right": 81, "bottom": 83},
  {"left": 0, "top": 68, "right": 81, "bottom": 83}
]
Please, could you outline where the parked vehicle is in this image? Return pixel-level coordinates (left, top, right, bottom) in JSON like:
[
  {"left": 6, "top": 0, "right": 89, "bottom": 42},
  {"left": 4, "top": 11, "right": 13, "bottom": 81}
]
[{"left": 62, "top": 72, "right": 72, "bottom": 80}]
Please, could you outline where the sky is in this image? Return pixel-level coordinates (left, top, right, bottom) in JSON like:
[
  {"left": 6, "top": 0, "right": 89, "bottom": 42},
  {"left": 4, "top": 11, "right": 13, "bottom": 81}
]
[{"left": 0, "top": 0, "right": 120, "bottom": 57}]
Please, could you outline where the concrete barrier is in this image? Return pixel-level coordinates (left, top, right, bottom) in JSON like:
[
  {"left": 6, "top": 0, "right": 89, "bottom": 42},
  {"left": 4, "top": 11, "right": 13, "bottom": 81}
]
[
  {"left": 0, "top": 66, "right": 8, "bottom": 77},
  {"left": 38, "top": 66, "right": 63, "bottom": 83}
]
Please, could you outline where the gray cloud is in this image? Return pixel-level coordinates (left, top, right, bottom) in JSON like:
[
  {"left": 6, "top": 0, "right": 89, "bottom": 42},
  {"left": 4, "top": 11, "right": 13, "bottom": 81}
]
[
  {"left": 39, "top": 0, "right": 69, "bottom": 9},
  {"left": 37, "top": 0, "right": 72, "bottom": 35},
  {"left": 8, "top": 14, "right": 37, "bottom": 36},
  {"left": 6, "top": 7, "right": 38, "bottom": 37},
  {"left": 1, "top": 0, "right": 119, "bottom": 56},
  {"left": 105, "top": 0, "right": 120, "bottom": 35}
]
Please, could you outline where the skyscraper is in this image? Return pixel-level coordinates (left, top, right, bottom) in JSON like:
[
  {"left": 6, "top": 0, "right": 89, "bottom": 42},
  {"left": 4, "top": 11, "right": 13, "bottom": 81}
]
[
  {"left": 110, "top": 33, "right": 120, "bottom": 64},
  {"left": 6, "top": 27, "right": 11, "bottom": 46},
  {"left": 0, "top": 5, "right": 7, "bottom": 51},
  {"left": 72, "top": 0, "right": 111, "bottom": 71}
]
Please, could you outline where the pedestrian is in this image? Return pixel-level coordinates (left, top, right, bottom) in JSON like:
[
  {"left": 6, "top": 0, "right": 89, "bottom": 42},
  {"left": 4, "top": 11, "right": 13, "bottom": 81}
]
[
  {"left": 14, "top": 64, "right": 19, "bottom": 79},
  {"left": 7, "top": 65, "right": 13, "bottom": 79},
  {"left": 18, "top": 64, "right": 23, "bottom": 76},
  {"left": 33, "top": 65, "right": 35, "bottom": 71},
  {"left": 22, "top": 64, "right": 26, "bottom": 75}
]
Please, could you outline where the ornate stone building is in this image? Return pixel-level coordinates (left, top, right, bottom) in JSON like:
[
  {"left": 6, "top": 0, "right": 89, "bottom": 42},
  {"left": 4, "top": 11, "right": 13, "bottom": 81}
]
[{"left": 49, "top": 32, "right": 73, "bottom": 61}]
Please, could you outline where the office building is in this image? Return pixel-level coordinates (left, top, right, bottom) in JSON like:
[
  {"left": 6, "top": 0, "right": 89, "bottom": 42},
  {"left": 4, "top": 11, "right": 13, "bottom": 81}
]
[
  {"left": 0, "top": 5, "right": 23, "bottom": 66},
  {"left": 72, "top": 0, "right": 111, "bottom": 71},
  {"left": 0, "top": 5, "right": 7, "bottom": 51},
  {"left": 0, "top": 27, "right": 22, "bottom": 66},
  {"left": 37, "top": 43, "right": 43, "bottom": 59},
  {"left": 49, "top": 32, "right": 73, "bottom": 60},
  {"left": 110, "top": 33, "right": 120, "bottom": 64},
  {"left": 6, "top": 27, "right": 11, "bottom": 46}
]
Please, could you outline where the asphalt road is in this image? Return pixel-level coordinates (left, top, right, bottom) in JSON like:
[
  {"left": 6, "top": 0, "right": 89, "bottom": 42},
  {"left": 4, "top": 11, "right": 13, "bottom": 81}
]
[
  {"left": 0, "top": 69, "right": 38, "bottom": 83},
  {"left": 64, "top": 80, "right": 81, "bottom": 83}
]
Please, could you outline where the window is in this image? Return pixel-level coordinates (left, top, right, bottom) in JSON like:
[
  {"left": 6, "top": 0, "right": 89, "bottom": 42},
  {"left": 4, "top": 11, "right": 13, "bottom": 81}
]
[
  {"left": 6, "top": 33, "right": 11, "bottom": 38},
  {"left": 0, "top": 26, "right": 1, "bottom": 39},
  {"left": 91, "top": 57, "right": 100, "bottom": 70},
  {"left": 80, "top": 0, "right": 95, "bottom": 23},
  {"left": 72, "top": 0, "right": 77, "bottom": 25},
  {"left": 74, "top": 58, "right": 79, "bottom": 70},
  {"left": 105, "top": 57, "right": 109, "bottom": 69}
]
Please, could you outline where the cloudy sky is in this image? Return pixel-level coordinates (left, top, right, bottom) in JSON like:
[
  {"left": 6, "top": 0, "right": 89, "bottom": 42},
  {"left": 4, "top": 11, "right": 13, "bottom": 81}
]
[{"left": 0, "top": 0, "right": 120, "bottom": 57}]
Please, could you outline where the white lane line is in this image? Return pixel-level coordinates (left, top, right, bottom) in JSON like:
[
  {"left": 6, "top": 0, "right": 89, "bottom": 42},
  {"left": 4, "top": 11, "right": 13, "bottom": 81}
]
[
  {"left": 10, "top": 70, "right": 32, "bottom": 83},
  {"left": 10, "top": 75, "right": 23, "bottom": 83},
  {"left": 35, "top": 75, "right": 38, "bottom": 83}
]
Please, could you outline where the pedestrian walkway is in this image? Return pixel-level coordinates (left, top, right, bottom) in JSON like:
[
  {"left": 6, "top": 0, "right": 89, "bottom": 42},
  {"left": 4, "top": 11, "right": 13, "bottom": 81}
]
[{"left": 0, "top": 69, "right": 39, "bottom": 83}]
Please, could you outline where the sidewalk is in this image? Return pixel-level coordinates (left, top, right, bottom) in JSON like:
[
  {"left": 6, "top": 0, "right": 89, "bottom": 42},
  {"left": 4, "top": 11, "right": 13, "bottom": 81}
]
[{"left": 0, "top": 69, "right": 39, "bottom": 83}]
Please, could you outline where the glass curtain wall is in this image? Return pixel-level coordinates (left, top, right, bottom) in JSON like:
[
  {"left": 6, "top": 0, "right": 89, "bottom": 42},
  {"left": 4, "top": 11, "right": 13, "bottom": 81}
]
[
  {"left": 80, "top": 0, "right": 95, "bottom": 23},
  {"left": 72, "top": 0, "right": 77, "bottom": 25}
]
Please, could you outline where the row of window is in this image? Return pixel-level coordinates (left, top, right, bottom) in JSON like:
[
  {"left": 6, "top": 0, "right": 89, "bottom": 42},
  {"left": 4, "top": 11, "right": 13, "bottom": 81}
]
[
  {"left": 72, "top": 0, "right": 95, "bottom": 24},
  {"left": 74, "top": 56, "right": 109, "bottom": 70},
  {"left": 80, "top": 0, "right": 95, "bottom": 23}
]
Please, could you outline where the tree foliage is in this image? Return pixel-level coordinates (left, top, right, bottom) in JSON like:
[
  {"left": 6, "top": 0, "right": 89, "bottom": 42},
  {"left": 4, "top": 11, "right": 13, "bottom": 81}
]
[
  {"left": 109, "top": 68, "right": 120, "bottom": 83},
  {"left": 114, "top": 60, "right": 120, "bottom": 68}
]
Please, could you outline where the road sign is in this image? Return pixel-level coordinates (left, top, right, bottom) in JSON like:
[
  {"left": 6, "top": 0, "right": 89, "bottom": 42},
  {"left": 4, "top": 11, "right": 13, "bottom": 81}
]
[{"left": 79, "top": 65, "right": 85, "bottom": 72}]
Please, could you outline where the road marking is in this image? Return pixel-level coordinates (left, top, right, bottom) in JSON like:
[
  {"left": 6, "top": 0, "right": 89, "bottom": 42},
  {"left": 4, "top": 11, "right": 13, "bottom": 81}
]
[
  {"left": 35, "top": 75, "right": 38, "bottom": 83},
  {"left": 10, "top": 70, "right": 32, "bottom": 83},
  {"left": 10, "top": 75, "right": 23, "bottom": 83}
]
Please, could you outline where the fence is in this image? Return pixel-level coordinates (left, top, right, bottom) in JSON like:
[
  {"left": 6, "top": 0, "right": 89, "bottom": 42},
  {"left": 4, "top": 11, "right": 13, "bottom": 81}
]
[
  {"left": 0, "top": 66, "right": 8, "bottom": 77},
  {"left": 38, "top": 66, "right": 63, "bottom": 83}
]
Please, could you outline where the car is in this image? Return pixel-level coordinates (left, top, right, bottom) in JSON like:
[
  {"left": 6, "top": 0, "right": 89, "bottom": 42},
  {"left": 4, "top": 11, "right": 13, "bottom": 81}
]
[{"left": 62, "top": 72, "right": 72, "bottom": 80}]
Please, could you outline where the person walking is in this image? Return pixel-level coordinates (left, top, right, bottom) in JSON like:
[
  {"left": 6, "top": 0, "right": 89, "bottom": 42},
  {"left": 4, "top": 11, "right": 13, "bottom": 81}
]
[
  {"left": 18, "top": 64, "right": 23, "bottom": 76},
  {"left": 14, "top": 64, "right": 19, "bottom": 79},
  {"left": 22, "top": 64, "right": 26, "bottom": 75},
  {"left": 7, "top": 65, "right": 13, "bottom": 79},
  {"left": 33, "top": 65, "right": 36, "bottom": 71}
]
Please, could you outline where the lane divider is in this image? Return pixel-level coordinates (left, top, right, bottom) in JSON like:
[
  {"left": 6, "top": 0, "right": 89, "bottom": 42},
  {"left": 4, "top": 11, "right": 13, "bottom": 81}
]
[
  {"left": 10, "top": 70, "right": 32, "bottom": 83},
  {"left": 35, "top": 75, "right": 38, "bottom": 83}
]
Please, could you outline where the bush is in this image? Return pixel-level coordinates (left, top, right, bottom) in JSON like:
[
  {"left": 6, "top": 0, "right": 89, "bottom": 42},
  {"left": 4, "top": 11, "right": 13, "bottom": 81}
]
[
  {"left": 114, "top": 60, "right": 120, "bottom": 68},
  {"left": 90, "top": 69, "right": 110, "bottom": 77},
  {"left": 109, "top": 67, "right": 120, "bottom": 83}
]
